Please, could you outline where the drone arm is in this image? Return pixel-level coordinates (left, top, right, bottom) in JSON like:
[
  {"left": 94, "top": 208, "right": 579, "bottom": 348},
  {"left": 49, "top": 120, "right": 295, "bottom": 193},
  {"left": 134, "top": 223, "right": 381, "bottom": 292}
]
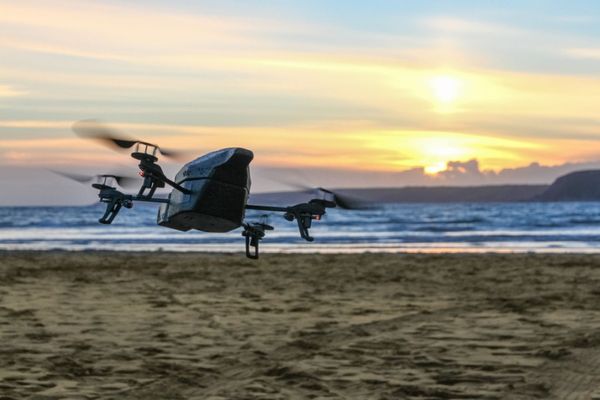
[
  {"left": 96, "top": 190, "right": 168, "bottom": 225},
  {"left": 135, "top": 174, "right": 191, "bottom": 199},
  {"left": 246, "top": 200, "right": 332, "bottom": 243},
  {"left": 245, "top": 204, "right": 288, "bottom": 212},
  {"left": 130, "top": 196, "right": 170, "bottom": 204},
  {"left": 245, "top": 204, "right": 313, "bottom": 240},
  {"left": 136, "top": 158, "right": 191, "bottom": 198},
  {"left": 161, "top": 176, "right": 192, "bottom": 195},
  {"left": 241, "top": 200, "right": 334, "bottom": 258}
]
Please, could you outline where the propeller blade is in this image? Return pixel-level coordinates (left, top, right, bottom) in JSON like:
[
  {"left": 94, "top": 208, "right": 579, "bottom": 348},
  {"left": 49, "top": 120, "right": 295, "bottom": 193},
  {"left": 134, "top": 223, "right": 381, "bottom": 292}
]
[
  {"left": 51, "top": 169, "right": 141, "bottom": 189},
  {"left": 157, "top": 147, "right": 189, "bottom": 161},
  {"left": 73, "top": 119, "right": 138, "bottom": 151},
  {"left": 111, "top": 138, "right": 139, "bottom": 149},
  {"left": 112, "top": 175, "right": 142, "bottom": 189},
  {"left": 50, "top": 170, "right": 94, "bottom": 183},
  {"left": 268, "top": 177, "right": 313, "bottom": 193},
  {"left": 274, "top": 178, "right": 372, "bottom": 210},
  {"left": 73, "top": 119, "right": 189, "bottom": 161},
  {"left": 330, "top": 192, "right": 371, "bottom": 210},
  {"left": 316, "top": 187, "right": 334, "bottom": 195}
]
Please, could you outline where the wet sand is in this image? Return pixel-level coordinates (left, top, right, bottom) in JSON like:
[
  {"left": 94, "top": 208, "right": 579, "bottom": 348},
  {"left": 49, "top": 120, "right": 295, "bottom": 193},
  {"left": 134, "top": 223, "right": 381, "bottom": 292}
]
[{"left": 2, "top": 251, "right": 600, "bottom": 399}]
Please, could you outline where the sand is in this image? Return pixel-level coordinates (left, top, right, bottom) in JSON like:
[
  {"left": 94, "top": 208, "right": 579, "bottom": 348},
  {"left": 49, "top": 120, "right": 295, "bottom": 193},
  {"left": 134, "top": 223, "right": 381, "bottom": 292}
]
[{"left": 2, "top": 252, "right": 600, "bottom": 399}]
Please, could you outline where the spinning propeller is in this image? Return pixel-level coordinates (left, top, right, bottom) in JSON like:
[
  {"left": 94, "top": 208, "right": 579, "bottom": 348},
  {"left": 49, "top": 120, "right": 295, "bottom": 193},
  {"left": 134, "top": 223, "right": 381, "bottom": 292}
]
[
  {"left": 51, "top": 170, "right": 141, "bottom": 189},
  {"left": 73, "top": 120, "right": 192, "bottom": 199},
  {"left": 277, "top": 181, "right": 371, "bottom": 210},
  {"left": 66, "top": 118, "right": 369, "bottom": 259},
  {"left": 72, "top": 119, "right": 188, "bottom": 161},
  {"left": 51, "top": 170, "right": 138, "bottom": 224}
]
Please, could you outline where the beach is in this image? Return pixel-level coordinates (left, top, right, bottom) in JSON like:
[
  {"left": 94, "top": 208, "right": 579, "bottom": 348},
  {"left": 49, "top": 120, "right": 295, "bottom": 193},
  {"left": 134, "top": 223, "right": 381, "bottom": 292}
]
[{"left": 1, "top": 251, "right": 600, "bottom": 399}]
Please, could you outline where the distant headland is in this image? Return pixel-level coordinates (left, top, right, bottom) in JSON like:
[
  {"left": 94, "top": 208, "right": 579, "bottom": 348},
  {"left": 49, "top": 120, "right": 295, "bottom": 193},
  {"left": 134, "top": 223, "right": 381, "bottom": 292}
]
[{"left": 251, "top": 170, "right": 600, "bottom": 204}]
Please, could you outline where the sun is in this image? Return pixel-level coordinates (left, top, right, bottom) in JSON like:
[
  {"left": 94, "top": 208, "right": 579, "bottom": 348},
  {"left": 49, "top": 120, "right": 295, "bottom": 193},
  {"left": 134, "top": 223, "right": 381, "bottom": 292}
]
[
  {"left": 424, "top": 161, "right": 447, "bottom": 175},
  {"left": 429, "top": 75, "right": 462, "bottom": 104}
]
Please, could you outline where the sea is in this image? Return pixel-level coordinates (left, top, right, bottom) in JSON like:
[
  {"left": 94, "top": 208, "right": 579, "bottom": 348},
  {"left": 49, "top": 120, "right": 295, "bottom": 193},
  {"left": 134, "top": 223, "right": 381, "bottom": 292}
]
[{"left": 2, "top": 202, "right": 600, "bottom": 254}]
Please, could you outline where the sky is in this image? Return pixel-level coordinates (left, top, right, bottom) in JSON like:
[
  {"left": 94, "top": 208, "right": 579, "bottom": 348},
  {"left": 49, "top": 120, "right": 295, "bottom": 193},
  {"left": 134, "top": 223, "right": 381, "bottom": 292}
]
[{"left": 1, "top": 0, "right": 600, "bottom": 205}]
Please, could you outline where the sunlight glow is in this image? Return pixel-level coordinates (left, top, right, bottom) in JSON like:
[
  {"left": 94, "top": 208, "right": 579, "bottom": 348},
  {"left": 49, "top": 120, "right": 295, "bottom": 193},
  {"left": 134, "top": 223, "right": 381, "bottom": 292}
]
[
  {"left": 363, "top": 130, "right": 544, "bottom": 172},
  {"left": 424, "top": 161, "right": 447, "bottom": 175},
  {"left": 429, "top": 75, "right": 462, "bottom": 103},
  {"left": 4, "top": 2, "right": 600, "bottom": 180}
]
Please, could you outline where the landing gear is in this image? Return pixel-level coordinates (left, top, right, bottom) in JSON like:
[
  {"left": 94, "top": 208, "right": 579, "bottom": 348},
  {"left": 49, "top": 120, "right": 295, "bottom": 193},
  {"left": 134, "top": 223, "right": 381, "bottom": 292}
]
[
  {"left": 243, "top": 199, "right": 335, "bottom": 258},
  {"left": 90, "top": 175, "right": 168, "bottom": 225},
  {"left": 242, "top": 219, "right": 274, "bottom": 259},
  {"left": 92, "top": 179, "right": 133, "bottom": 224},
  {"left": 284, "top": 199, "right": 334, "bottom": 242},
  {"left": 98, "top": 195, "right": 132, "bottom": 224}
]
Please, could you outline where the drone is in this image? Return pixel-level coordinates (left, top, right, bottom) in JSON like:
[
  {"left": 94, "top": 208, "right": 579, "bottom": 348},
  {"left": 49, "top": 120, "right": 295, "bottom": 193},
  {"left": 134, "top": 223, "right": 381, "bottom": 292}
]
[{"left": 59, "top": 120, "right": 365, "bottom": 259}]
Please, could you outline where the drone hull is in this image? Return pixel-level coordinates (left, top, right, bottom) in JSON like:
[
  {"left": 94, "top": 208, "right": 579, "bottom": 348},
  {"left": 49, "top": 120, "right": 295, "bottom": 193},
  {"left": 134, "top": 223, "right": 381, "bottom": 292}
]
[{"left": 158, "top": 147, "right": 253, "bottom": 232}]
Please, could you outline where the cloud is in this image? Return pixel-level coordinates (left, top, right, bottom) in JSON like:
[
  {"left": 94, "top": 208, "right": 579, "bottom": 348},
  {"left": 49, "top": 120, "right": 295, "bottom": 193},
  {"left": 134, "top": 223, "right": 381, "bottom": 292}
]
[
  {"left": 0, "top": 0, "right": 314, "bottom": 66},
  {"left": 421, "top": 17, "right": 522, "bottom": 36},
  {"left": 3, "top": 155, "right": 600, "bottom": 206},
  {"left": 0, "top": 84, "right": 26, "bottom": 97},
  {"left": 437, "top": 159, "right": 483, "bottom": 181},
  {"left": 3, "top": 1, "right": 600, "bottom": 184},
  {"left": 0, "top": 39, "right": 135, "bottom": 63},
  {"left": 428, "top": 159, "right": 600, "bottom": 186},
  {"left": 564, "top": 47, "right": 600, "bottom": 60}
]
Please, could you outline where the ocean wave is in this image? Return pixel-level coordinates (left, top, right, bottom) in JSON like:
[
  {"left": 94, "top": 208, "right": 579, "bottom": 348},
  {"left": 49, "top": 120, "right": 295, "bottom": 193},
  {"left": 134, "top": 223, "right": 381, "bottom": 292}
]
[{"left": 3, "top": 202, "right": 600, "bottom": 252}]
